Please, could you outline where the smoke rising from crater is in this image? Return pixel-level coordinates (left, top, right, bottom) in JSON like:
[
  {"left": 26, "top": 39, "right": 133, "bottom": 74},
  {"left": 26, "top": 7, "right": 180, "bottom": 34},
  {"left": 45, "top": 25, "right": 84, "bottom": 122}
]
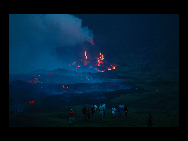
[{"left": 9, "top": 14, "right": 93, "bottom": 74}]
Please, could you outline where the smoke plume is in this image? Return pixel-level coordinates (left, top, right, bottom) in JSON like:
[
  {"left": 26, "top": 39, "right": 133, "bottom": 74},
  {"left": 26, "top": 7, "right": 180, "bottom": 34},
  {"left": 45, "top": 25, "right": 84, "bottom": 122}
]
[{"left": 9, "top": 14, "right": 93, "bottom": 74}]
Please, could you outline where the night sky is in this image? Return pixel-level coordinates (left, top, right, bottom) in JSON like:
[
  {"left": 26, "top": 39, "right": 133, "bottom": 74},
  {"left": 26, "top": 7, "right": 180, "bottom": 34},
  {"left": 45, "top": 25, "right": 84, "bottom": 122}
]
[{"left": 9, "top": 14, "right": 179, "bottom": 74}]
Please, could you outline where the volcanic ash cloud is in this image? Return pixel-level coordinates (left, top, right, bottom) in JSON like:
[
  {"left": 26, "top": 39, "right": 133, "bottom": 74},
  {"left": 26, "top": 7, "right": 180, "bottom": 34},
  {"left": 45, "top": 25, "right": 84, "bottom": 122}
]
[{"left": 9, "top": 14, "right": 94, "bottom": 73}]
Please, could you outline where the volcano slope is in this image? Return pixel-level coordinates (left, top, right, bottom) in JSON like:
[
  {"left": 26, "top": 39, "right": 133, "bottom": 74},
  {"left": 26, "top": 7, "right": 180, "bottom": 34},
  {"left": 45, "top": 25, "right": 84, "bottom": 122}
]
[{"left": 9, "top": 67, "right": 179, "bottom": 127}]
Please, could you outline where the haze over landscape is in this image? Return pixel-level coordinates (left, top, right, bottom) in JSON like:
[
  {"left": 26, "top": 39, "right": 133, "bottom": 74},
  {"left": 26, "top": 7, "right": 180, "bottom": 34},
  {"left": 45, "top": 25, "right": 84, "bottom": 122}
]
[{"left": 9, "top": 14, "right": 179, "bottom": 127}]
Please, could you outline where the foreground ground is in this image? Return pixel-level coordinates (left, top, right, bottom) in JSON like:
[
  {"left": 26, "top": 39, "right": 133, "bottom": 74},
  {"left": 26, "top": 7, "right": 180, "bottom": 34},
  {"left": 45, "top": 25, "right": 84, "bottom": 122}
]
[
  {"left": 9, "top": 86, "right": 179, "bottom": 127},
  {"left": 9, "top": 107, "right": 179, "bottom": 127},
  {"left": 9, "top": 68, "right": 179, "bottom": 127}
]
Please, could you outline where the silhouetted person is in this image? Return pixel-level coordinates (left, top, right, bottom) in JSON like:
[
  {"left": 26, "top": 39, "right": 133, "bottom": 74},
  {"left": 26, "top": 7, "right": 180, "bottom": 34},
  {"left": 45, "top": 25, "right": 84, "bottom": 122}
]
[
  {"left": 102, "top": 102, "right": 106, "bottom": 117},
  {"left": 69, "top": 109, "right": 74, "bottom": 125},
  {"left": 124, "top": 105, "right": 128, "bottom": 118},
  {"left": 82, "top": 105, "right": 87, "bottom": 122},
  {"left": 112, "top": 106, "right": 116, "bottom": 118},
  {"left": 91, "top": 104, "right": 95, "bottom": 121},
  {"left": 148, "top": 114, "right": 153, "bottom": 127},
  {"left": 92, "top": 103, "right": 97, "bottom": 111},
  {"left": 119, "top": 102, "right": 124, "bottom": 118},
  {"left": 99, "top": 103, "right": 105, "bottom": 117}
]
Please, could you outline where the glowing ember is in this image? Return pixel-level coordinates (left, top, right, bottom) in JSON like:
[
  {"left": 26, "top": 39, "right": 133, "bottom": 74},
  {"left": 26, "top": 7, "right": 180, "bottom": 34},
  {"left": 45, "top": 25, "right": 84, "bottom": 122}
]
[
  {"left": 29, "top": 78, "right": 40, "bottom": 83},
  {"left": 91, "top": 41, "right": 94, "bottom": 45},
  {"left": 29, "top": 101, "right": 35, "bottom": 103},
  {"left": 61, "top": 85, "right": 72, "bottom": 91},
  {"left": 86, "top": 77, "right": 90, "bottom": 81},
  {"left": 90, "top": 39, "right": 95, "bottom": 45}
]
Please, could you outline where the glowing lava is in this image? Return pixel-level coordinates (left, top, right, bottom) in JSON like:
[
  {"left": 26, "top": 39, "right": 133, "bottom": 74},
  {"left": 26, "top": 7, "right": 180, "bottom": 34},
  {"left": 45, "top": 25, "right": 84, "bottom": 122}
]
[
  {"left": 85, "top": 51, "right": 87, "bottom": 59},
  {"left": 61, "top": 85, "right": 72, "bottom": 91},
  {"left": 97, "top": 52, "right": 104, "bottom": 66},
  {"left": 29, "top": 101, "right": 35, "bottom": 103},
  {"left": 29, "top": 78, "right": 42, "bottom": 83},
  {"left": 68, "top": 49, "right": 119, "bottom": 72}
]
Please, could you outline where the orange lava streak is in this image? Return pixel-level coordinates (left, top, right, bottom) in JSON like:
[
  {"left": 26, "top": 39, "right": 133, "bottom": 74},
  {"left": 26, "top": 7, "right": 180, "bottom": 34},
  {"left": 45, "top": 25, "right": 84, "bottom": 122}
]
[{"left": 85, "top": 51, "right": 87, "bottom": 59}]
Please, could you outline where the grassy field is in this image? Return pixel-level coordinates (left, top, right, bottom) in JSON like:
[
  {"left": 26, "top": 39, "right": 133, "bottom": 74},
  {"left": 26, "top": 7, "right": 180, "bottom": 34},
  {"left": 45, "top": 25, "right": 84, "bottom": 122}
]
[
  {"left": 9, "top": 107, "right": 179, "bottom": 127},
  {"left": 9, "top": 83, "right": 179, "bottom": 127},
  {"left": 9, "top": 68, "right": 179, "bottom": 127}
]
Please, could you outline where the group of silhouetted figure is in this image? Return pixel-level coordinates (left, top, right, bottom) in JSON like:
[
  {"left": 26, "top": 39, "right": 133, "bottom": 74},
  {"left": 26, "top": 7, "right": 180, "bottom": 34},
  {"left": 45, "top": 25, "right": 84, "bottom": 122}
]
[{"left": 69, "top": 101, "right": 153, "bottom": 127}]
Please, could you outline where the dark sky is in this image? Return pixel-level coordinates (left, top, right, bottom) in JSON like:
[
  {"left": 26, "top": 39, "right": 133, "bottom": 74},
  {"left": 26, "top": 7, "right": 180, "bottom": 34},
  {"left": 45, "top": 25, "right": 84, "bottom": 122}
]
[
  {"left": 9, "top": 14, "right": 179, "bottom": 74},
  {"left": 73, "top": 14, "right": 179, "bottom": 57}
]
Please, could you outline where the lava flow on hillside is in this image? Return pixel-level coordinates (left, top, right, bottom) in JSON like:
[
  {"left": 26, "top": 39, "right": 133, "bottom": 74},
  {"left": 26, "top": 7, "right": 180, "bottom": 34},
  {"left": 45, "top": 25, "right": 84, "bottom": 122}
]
[{"left": 68, "top": 49, "right": 119, "bottom": 73}]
